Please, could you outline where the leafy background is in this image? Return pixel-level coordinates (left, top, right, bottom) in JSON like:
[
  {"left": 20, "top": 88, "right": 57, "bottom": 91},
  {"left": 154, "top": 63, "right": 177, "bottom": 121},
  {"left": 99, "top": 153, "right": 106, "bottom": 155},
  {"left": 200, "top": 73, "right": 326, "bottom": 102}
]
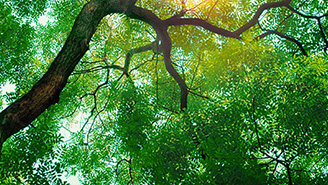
[{"left": 1, "top": 0, "right": 328, "bottom": 184}]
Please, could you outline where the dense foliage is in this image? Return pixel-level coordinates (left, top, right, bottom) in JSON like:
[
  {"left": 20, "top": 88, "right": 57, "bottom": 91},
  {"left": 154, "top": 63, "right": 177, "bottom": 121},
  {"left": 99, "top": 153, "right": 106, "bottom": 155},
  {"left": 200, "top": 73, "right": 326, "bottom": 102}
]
[{"left": 1, "top": 0, "right": 328, "bottom": 184}]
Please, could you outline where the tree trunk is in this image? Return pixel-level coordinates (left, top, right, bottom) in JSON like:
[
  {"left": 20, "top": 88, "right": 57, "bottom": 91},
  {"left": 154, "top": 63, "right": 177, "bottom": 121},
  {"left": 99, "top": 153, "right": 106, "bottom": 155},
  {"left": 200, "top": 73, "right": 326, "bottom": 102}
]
[{"left": 0, "top": 0, "right": 136, "bottom": 156}]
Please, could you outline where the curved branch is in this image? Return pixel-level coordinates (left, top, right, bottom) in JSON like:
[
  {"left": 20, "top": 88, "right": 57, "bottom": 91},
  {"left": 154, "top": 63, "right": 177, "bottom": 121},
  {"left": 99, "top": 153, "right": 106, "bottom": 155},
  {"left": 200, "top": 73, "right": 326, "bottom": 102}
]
[
  {"left": 206, "top": 0, "right": 219, "bottom": 20},
  {"left": 286, "top": 4, "right": 328, "bottom": 19},
  {"left": 257, "top": 30, "right": 307, "bottom": 56},
  {"left": 234, "top": 0, "right": 291, "bottom": 35},
  {"left": 0, "top": 0, "right": 135, "bottom": 154},
  {"left": 165, "top": 18, "right": 240, "bottom": 39},
  {"left": 285, "top": 4, "right": 328, "bottom": 53},
  {"left": 317, "top": 18, "right": 328, "bottom": 54},
  {"left": 128, "top": 6, "right": 189, "bottom": 111},
  {"left": 160, "top": 29, "right": 189, "bottom": 111},
  {"left": 76, "top": 40, "right": 158, "bottom": 76},
  {"left": 123, "top": 40, "right": 159, "bottom": 75}
]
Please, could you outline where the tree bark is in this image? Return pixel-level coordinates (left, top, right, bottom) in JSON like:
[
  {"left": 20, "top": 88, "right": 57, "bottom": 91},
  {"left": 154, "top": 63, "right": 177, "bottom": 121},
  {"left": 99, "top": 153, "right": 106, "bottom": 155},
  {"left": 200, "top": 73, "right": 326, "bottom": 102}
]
[
  {"left": 0, "top": 0, "right": 136, "bottom": 156},
  {"left": 127, "top": 6, "right": 190, "bottom": 111}
]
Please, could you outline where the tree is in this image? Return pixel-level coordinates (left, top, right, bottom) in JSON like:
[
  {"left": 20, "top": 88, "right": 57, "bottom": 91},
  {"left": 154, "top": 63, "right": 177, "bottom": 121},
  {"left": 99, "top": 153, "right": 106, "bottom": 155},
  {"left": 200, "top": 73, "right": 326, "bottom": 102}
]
[{"left": 1, "top": 0, "right": 327, "bottom": 184}]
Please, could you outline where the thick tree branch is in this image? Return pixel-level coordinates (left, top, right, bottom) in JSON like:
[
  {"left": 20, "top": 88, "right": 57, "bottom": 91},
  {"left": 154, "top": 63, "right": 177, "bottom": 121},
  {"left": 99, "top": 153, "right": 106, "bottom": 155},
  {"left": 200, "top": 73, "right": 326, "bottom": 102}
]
[
  {"left": 0, "top": 0, "right": 137, "bottom": 155},
  {"left": 160, "top": 29, "right": 189, "bottom": 111},
  {"left": 126, "top": 0, "right": 310, "bottom": 110},
  {"left": 165, "top": 18, "right": 240, "bottom": 39},
  {"left": 128, "top": 6, "right": 189, "bottom": 111}
]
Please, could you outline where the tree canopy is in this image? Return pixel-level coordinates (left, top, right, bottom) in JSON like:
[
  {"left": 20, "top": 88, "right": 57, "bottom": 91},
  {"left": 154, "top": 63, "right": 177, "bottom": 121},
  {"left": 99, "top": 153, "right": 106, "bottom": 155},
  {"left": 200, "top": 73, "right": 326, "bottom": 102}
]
[{"left": 1, "top": 0, "right": 328, "bottom": 184}]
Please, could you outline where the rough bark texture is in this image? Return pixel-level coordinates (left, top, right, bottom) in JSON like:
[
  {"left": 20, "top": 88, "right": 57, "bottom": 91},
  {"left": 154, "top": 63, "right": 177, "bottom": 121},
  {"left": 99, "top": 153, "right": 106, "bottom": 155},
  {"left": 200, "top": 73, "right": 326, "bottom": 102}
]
[
  {"left": 0, "top": 0, "right": 136, "bottom": 155},
  {"left": 127, "top": 6, "right": 190, "bottom": 110}
]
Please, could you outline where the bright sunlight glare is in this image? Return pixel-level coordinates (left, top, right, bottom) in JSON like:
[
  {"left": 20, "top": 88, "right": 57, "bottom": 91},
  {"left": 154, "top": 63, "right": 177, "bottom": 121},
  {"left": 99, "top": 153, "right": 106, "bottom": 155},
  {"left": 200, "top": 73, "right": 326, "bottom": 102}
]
[
  {"left": 0, "top": 81, "right": 16, "bottom": 109},
  {"left": 185, "top": 0, "right": 210, "bottom": 9},
  {"left": 1, "top": 82, "right": 15, "bottom": 94},
  {"left": 164, "top": 0, "right": 211, "bottom": 9}
]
